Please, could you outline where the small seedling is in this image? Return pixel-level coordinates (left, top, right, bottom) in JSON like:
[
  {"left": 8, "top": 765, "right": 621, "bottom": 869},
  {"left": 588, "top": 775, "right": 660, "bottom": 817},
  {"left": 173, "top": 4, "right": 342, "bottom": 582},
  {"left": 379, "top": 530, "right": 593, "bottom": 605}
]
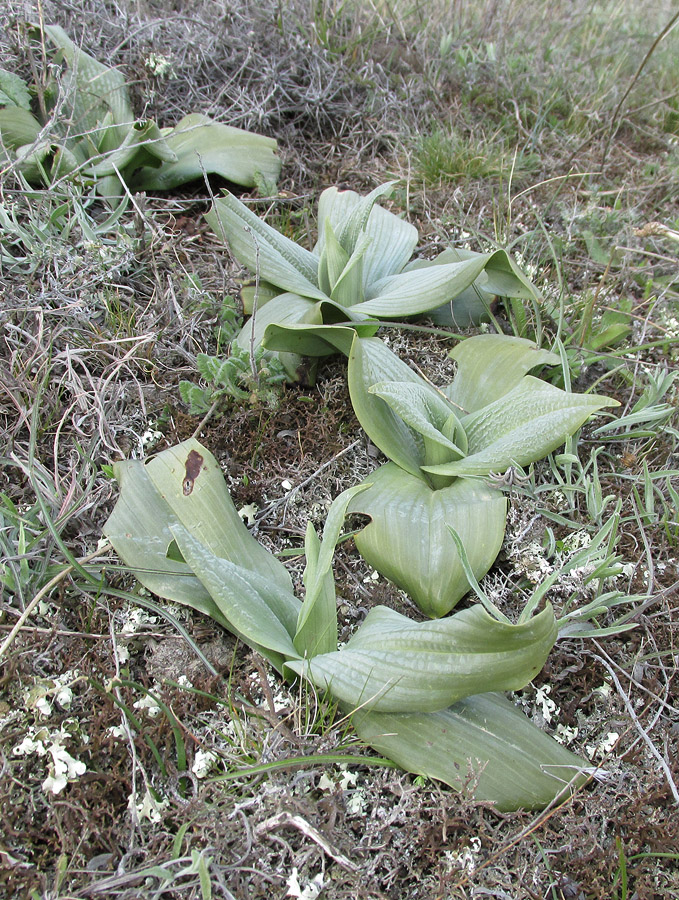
[{"left": 179, "top": 346, "right": 287, "bottom": 415}]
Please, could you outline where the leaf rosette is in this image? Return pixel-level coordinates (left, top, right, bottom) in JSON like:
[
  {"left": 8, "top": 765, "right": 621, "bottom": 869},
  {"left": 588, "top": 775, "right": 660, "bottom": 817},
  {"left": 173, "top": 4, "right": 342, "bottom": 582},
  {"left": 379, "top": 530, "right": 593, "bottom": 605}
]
[
  {"left": 346, "top": 333, "right": 620, "bottom": 616},
  {"left": 103, "top": 438, "right": 588, "bottom": 811},
  {"left": 206, "top": 183, "right": 538, "bottom": 381},
  {"left": 0, "top": 26, "right": 280, "bottom": 199}
]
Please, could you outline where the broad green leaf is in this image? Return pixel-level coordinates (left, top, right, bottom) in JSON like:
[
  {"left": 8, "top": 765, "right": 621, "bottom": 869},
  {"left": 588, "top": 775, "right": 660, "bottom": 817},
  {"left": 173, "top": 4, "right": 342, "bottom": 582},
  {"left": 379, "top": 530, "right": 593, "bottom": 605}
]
[
  {"left": 41, "top": 24, "right": 134, "bottom": 140},
  {"left": 357, "top": 254, "right": 494, "bottom": 317},
  {"left": 335, "top": 182, "right": 396, "bottom": 252},
  {"left": 347, "top": 336, "right": 427, "bottom": 480},
  {"left": 130, "top": 114, "right": 281, "bottom": 190},
  {"left": 483, "top": 248, "right": 540, "bottom": 300},
  {"left": 236, "top": 292, "right": 321, "bottom": 382},
  {"left": 446, "top": 333, "right": 560, "bottom": 413},
  {"left": 86, "top": 119, "right": 175, "bottom": 176},
  {"left": 0, "top": 69, "right": 31, "bottom": 109},
  {"left": 241, "top": 281, "right": 281, "bottom": 315},
  {"left": 103, "top": 459, "right": 227, "bottom": 618},
  {"left": 170, "top": 524, "right": 301, "bottom": 660},
  {"left": 315, "top": 185, "right": 359, "bottom": 244},
  {"left": 406, "top": 247, "right": 534, "bottom": 326},
  {"left": 295, "top": 484, "right": 369, "bottom": 658},
  {"left": 368, "top": 381, "right": 467, "bottom": 459},
  {"left": 322, "top": 220, "right": 351, "bottom": 292},
  {"left": 329, "top": 231, "right": 372, "bottom": 307},
  {"left": 349, "top": 463, "right": 507, "bottom": 617},
  {"left": 425, "top": 377, "right": 619, "bottom": 478},
  {"left": 206, "top": 193, "right": 326, "bottom": 301},
  {"left": 53, "top": 142, "right": 85, "bottom": 179},
  {"left": 263, "top": 322, "right": 376, "bottom": 359},
  {"left": 427, "top": 281, "right": 495, "bottom": 327},
  {"left": 143, "top": 438, "right": 292, "bottom": 594},
  {"left": 352, "top": 692, "right": 587, "bottom": 811},
  {"left": 295, "top": 522, "right": 333, "bottom": 657},
  {"left": 288, "top": 604, "right": 557, "bottom": 712},
  {"left": 315, "top": 185, "right": 417, "bottom": 287},
  {"left": 102, "top": 459, "right": 289, "bottom": 672},
  {"left": 11, "top": 141, "right": 53, "bottom": 183},
  {"left": 0, "top": 107, "right": 41, "bottom": 150},
  {"left": 406, "top": 246, "right": 537, "bottom": 302}
]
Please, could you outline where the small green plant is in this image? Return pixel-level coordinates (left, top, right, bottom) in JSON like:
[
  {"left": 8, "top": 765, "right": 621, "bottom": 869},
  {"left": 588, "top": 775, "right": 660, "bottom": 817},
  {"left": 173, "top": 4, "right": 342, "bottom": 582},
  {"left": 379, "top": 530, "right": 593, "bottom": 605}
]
[
  {"left": 206, "top": 182, "right": 538, "bottom": 380},
  {"left": 413, "top": 127, "right": 528, "bottom": 185},
  {"left": 179, "top": 346, "right": 287, "bottom": 414},
  {"left": 0, "top": 493, "right": 58, "bottom": 603},
  {"left": 0, "top": 25, "right": 280, "bottom": 200}
]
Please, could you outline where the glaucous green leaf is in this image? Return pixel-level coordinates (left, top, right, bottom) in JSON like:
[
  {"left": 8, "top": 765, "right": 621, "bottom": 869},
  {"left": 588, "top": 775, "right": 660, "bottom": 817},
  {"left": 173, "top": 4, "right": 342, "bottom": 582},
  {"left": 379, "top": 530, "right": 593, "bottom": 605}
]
[
  {"left": 347, "top": 337, "right": 427, "bottom": 479},
  {"left": 41, "top": 24, "right": 134, "bottom": 141},
  {"left": 103, "top": 459, "right": 226, "bottom": 618},
  {"left": 206, "top": 193, "right": 326, "bottom": 301},
  {"left": 288, "top": 604, "right": 557, "bottom": 712},
  {"left": 358, "top": 254, "right": 496, "bottom": 317},
  {"left": 0, "top": 69, "right": 31, "bottom": 109},
  {"left": 483, "top": 248, "right": 540, "bottom": 300},
  {"left": 352, "top": 692, "right": 587, "bottom": 811},
  {"left": 427, "top": 281, "right": 495, "bottom": 327},
  {"left": 241, "top": 281, "right": 281, "bottom": 315},
  {"left": 102, "top": 457, "right": 290, "bottom": 672},
  {"left": 333, "top": 182, "right": 396, "bottom": 252},
  {"left": 295, "top": 484, "right": 369, "bottom": 658},
  {"left": 10, "top": 141, "right": 54, "bottom": 184},
  {"left": 86, "top": 118, "right": 175, "bottom": 176},
  {"left": 170, "top": 524, "right": 300, "bottom": 660},
  {"left": 236, "top": 292, "right": 321, "bottom": 382},
  {"left": 321, "top": 220, "right": 351, "bottom": 292},
  {"left": 0, "top": 107, "right": 41, "bottom": 150},
  {"left": 445, "top": 333, "right": 560, "bottom": 413},
  {"left": 425, "top": 376, "right": 620, "bottom": 478},
  {"left": 368, "top": 381, "right": 467, "bottom": 459},
  {"left": 263, "top": 322, "right": 376, "bottom": 359},
  {"left": 329, "top": 231, "right": 372, "bottom": 307},
  {"left": 315, "top": 186, "right": 360, "bottom": 254},
  {"left": 348, "top": 463, "right": 507, "bottom": 617},
  {"left": 406, "top": 247, "right": 536, "bottom": 326},
  {"left": 130, "top": 114, "right": 281, "bottom": 190},
  {"left": 142, "top": 438, "right": 293, "bottom": 594},
  {"left": 406, "top": 246, "right": 537, "bottom": 300},
  {"left": 315, "top": 185, "right": 417, "bottom": 288}
]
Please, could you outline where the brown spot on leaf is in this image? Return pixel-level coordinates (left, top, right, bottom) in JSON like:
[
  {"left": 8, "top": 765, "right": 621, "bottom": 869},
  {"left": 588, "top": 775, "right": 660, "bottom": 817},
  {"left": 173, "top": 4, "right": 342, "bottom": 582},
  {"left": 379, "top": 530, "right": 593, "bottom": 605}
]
[{"left": 183, "top": 449, "right": 204, "bottom": 495}]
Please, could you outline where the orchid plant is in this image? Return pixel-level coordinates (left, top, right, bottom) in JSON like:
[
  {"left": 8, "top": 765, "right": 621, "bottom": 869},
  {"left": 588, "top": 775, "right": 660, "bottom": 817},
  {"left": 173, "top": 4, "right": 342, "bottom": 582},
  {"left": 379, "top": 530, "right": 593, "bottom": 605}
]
[
  {"left": 0, "top": 25, "right": 280, "bottom": 199},
  {"left": 345, "top": 333, "right": 620, "bottom": 617},
  {"left": 103, "top": 438, "right": 591, "bottom": 811},
  {"left": 205, "top": 183, "right": 537, "bottom": 381}
]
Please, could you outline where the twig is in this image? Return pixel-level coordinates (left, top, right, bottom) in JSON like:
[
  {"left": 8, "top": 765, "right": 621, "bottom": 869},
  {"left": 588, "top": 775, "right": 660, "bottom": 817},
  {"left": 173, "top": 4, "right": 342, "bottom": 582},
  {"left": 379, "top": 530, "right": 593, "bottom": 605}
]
[
  {"left": 255, "top": 811, "right": 359, "bottom": 872},
  {"left": 257, "top": 439, "right": 361, "bottom": 525},
  {"left": 592, "top": 641, "right": 679, "bottom": 805},
  {"left": 601, "top": 9, "right": 679, "bottom": 169},
  {"left": 191, "top": 397, "right": 221, "bottom": 439},
  {"left": 0, "top": 625, "right": 116, "bottom": 639}
]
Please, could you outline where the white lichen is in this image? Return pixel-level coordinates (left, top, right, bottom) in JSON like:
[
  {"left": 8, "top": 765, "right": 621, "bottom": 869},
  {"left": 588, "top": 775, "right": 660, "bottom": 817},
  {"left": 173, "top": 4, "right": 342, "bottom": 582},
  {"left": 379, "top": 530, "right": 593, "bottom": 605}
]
[
  {"left": 129, "top": 788, "right": 168, "bottom": 823},
  {"left": 13, "top": 725, "right": 87, "bottom": 794},
  {"left": 286, "top": 868, "right": 324, "bottom": 899},
  {"left": 192, "top": 749, "right": 220, "bottom": 779}
]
